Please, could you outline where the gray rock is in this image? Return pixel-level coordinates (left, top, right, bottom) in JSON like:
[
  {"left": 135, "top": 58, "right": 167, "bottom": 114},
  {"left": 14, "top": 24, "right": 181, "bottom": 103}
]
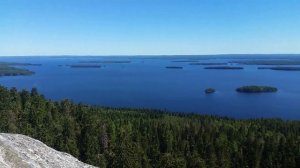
[{"left": 0, "top": 133, "right": 97, "bottom": 168}]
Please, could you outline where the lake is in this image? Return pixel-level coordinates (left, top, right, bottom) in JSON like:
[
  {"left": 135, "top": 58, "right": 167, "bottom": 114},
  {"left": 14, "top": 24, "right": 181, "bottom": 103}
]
[{"left": 0, "top": 55, "right": 300, "bottom": 119}]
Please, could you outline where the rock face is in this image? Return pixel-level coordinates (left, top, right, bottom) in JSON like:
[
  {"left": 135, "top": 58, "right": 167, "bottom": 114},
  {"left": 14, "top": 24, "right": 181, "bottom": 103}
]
[{"left": 0, "top": 133, "right": 97, "bottom": 168}]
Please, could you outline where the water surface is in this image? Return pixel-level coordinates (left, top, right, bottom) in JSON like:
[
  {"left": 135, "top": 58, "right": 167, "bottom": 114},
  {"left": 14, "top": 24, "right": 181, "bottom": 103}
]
[{"left": 0, "top": 55, "right": 299, "bottom": 119}]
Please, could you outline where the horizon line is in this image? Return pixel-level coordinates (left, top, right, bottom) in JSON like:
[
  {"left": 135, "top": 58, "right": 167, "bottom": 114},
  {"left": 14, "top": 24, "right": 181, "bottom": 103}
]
[{"left": 1, "top": 53, "right": 300, "bottom": 57}]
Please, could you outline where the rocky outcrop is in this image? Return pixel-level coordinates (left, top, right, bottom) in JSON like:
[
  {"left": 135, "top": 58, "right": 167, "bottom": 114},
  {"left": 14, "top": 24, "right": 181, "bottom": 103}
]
[{"left": 0, "top": 133, "right": 97, "bottom": 168}]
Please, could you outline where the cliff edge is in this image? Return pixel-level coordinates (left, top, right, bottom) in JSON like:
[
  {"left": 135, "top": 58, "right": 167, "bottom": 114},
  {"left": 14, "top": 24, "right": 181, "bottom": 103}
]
[{"left": 0, "top": 133, "right": 97, "bottom": 168}]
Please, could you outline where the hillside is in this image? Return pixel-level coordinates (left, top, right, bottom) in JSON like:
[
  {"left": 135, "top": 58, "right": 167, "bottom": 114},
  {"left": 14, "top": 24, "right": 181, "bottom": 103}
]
[{"left": 0, "top": 86, "right": 299, "bottom": 167}]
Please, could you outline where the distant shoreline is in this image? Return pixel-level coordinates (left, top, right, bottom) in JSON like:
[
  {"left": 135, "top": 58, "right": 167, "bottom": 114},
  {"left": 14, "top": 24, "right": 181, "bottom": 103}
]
[{"left": 1, "top": 54, "right": 300, "bottom": 57}]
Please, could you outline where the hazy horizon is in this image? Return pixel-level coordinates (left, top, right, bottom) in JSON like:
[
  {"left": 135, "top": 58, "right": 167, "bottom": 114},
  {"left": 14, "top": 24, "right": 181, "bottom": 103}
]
[{"left": 1, "top": 54, "right": 300, "bottom": 57}]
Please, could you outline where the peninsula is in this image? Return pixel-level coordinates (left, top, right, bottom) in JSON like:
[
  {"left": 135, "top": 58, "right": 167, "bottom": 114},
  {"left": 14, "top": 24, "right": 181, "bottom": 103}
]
[{"left": 0, "top": 65, "right": 34, "bottom": 76}]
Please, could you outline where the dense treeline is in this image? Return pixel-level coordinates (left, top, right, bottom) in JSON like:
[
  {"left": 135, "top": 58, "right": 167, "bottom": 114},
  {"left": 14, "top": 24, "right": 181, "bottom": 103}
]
[{"left": 0, "top": 86, "right": 299, "bottom": 167}]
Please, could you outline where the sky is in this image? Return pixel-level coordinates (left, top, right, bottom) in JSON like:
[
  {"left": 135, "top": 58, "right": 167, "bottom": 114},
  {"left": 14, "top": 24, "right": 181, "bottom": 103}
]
[{"left": 0, "top": 0, "right": 300, "bottom": 56}]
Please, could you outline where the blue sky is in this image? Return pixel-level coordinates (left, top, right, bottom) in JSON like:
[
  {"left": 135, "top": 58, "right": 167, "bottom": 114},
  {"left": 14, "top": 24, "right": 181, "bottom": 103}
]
[{"left": 1, "top": 0, "right": 300, "bottom": 56}]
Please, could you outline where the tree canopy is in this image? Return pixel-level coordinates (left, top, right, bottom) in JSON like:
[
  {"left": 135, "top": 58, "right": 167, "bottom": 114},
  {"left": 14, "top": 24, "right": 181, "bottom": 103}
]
[{"left": 0, "top": 86, "right": 299, "bottom": 167}]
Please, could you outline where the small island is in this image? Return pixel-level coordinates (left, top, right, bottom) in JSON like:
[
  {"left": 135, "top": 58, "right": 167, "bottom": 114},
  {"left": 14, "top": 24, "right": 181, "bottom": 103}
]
[
  {"left": 69, "top": 64, "right": 101, "bottom": 68},
  {"left": 258, "top": 67, "right": 300, "bottom": 71},
  {"left": 0, "top": 65, "right": 34, "bottom": 76},
  {"left": 165, "top": 66, "right": 183, "bottom": 69},
  {"left": 80, "top": 61, "right": 131, "bottom": 64},
  {"left": 190, "top": 63, "right": 227, "bottom": 65},
  {"left": 231, "top": 60, "right": 300, "bottom": 65},
  {"left": 204, "top": 66, "right": 244, "bottom": 70},
  {"left": 172, "top": 60, "right": 199, "bottom": 63},
  {"left": 205, "top": 88, "right": 215, "bottom": 94},
  {"left": 0, "top": 62, "right": 42, "bottom": 66},
  {"left": 236, "top": 86, "right": 278, "bottom": 93}
]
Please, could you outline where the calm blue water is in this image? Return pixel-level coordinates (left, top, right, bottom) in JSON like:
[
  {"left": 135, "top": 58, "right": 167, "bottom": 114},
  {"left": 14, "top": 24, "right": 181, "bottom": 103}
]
[{"left": 0, "top": 55, "right": 300, "bottom": 119}]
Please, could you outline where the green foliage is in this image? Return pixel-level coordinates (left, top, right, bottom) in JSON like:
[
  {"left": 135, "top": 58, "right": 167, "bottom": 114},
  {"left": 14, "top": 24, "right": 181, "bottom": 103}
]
[{"left": 0, "top": 85, "right": 299, "bottom": 168}]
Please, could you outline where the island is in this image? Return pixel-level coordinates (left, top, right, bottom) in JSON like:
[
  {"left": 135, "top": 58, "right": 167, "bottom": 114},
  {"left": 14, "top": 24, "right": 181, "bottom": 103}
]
[
  {"left": 231, "top": 60, "right": 300, "bottom": 65},
  {"left": 68, "top": 64, "right": 101, "bottom": 68},
  {"left": 190, "top": 63, "right": 227, "bottom": 65},
  {"left": 204, "top": 66, "right": 244, "bottom": 70},
  {"left": 80, "top": 61, "right": 131, "bottom": 64},
  {"left": 205, "top": 88, "right": 215, "bottom": 94},
  {"left": 172, "top": 60, "right": 199, "bottom": 63},
  {"left": 236, "top": 85, "right": 278, "bottom": 93},
  {"left": 258, "top": 67, "right": 300, "bottom": 71},
  {"left": 165, "top": 66, "right": 183, "bottom": 69},
  {"left": 0, "top": 65, "right": 34, "bottom": 76},
  {"left": 0, "top": 62, "right": 42, "bottom": 66}
]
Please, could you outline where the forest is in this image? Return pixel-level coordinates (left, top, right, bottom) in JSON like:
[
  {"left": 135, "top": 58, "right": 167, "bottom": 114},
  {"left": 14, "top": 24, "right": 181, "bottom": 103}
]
[{"left": 0, "top": 85, "right": 299, "bottom": 168}]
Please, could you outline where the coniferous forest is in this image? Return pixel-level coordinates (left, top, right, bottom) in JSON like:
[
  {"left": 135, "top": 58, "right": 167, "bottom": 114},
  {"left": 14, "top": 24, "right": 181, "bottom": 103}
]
[{"left": 0, "top": 86, "right": 299, "bottom": 168}]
